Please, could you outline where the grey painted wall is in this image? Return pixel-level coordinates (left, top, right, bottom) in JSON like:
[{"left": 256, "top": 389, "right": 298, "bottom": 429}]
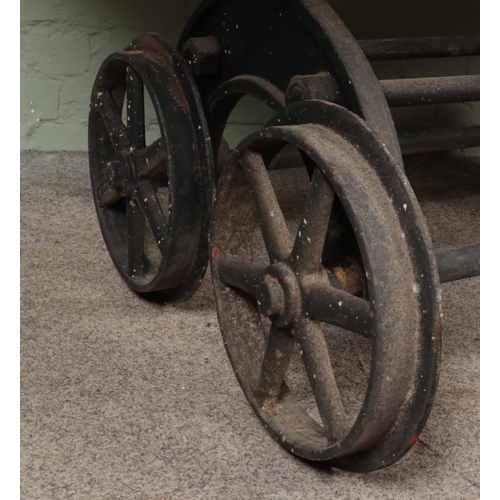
[{"left": 20, "top": 0, "right": 479, "bottom": 151}]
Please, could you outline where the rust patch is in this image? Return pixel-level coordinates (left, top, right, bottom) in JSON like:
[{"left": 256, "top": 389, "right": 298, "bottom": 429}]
[
  {"left": 136, "top": 37, "right": 190, "bottom": 114},
  {"left": 167, "top": 75, "right": 190, "bottom": 114},
  {"left": 328, "top": 259, "right": 366, "bottom": 296},
  {"left": 408, "top": 433, "right": 419, "bottom": 447}
]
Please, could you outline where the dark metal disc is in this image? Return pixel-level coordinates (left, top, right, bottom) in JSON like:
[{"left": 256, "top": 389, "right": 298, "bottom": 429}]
[{"left": 179, "top": 0, "right": 402, "bottom": 168}]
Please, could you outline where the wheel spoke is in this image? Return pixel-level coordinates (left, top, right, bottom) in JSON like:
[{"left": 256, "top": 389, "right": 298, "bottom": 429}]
[
  {"left": 291, "top": 168, "right": 335, "bottom": 274},
  {"left": 294, "top": 319, "right": 348, "bottom": 442},
  {"left": 127, "top": 199, "right": 146, "bottom": 277},
  {"left": 97, "top": 89, "right": 130, "bottom": 154},
  {"left": 98, "top": 184, "right": 121, "bottom": 207},
  {"left": 126, "top": 66, "right": 145, "bottom": 149},
  {"left": 303, "top": 284, "right": 374, "bottom": 338},
  {"left": 132, "top": 138, "right": 167, "bottom": 178},
  {"left": 218, "top": 256, "right": 265, "bottom": 296},
  {"left": 135, "top": 180, "right": 169, "bottom": 256},
  {"left": 241, "top": 151, "right": 293, "bottom": 263},
  {"left": 255, "top": 324, "right": 295, "bottom": 400}
]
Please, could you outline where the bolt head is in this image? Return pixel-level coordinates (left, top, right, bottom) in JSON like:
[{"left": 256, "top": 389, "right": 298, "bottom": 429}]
[
  {"left": 257, "top": 277, "right": 285, "bottom": 318},
  {"left": 104, "top": 160, "right": 129, "bottom": 191},
  {"left": 285, "top": 72, "right": 341, "bottom": 106}
]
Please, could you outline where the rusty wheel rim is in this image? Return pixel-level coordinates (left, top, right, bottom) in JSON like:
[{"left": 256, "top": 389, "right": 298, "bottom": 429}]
[
  {"left": 89, "top": 34, "right": 214, "bottom": 300},
  {"left": 210, "top": 102, "right": 442, "bottom": 471}
]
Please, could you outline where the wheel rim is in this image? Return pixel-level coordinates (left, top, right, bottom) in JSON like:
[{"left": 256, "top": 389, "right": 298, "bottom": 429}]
[
  {"left": 89, "top": 34, "right": 214, "bottom": 300},
  {"left": 210, "top": 102, "right": 442, "bottom": 471}
]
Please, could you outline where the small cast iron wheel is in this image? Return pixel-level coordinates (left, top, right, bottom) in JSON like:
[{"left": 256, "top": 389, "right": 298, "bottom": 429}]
[
  {"left": 89, "top": 34, "right": 214, "bottom": 300},
  {"left": 210, "top": 102, "right": 442, "bottom": 472}
]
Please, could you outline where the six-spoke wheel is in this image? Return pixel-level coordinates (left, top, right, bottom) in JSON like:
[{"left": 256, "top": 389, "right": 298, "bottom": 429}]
[
  {"left": 210, "top": 102, "right": 442, "bottom": 472},
  {"left": 89, "top": 33, "right": 214, "bottom": 300}
]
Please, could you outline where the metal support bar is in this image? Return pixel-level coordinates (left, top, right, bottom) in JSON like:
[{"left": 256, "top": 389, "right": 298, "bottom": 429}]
[
  {"left": 358, "top": 36, "right": 480, "bottom": 60},
  {"left": 436, "top": 243, "right": 480, "bottom": 283},
  {"left": 398, "top": 125, "right": 480, "bottom": 154},
  {"left": 381, "top": 75, "right": 480, "bottom": 107}
]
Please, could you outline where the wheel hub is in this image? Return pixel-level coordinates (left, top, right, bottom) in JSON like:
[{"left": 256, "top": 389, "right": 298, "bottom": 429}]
[
  {"left": 258, "top": 263, "right": 302, "bottom": 328},
  {"left": 105, "top": 158, "right": 134, "bottom": 194}
]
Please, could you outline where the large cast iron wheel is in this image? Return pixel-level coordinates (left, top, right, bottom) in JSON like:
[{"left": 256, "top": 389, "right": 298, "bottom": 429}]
[
  {"left": 89, "top": 34, "right": 214, "bottom": 301},
  {"left": 179, "top": 0, "right": 402, "bottom": 169},
  {"left": 210, "top": 102, "right": 442, "bottom": 472}
]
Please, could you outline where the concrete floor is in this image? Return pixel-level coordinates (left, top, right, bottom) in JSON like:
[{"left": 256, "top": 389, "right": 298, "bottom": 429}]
[{"left": 21, "top": 151, "right": 479, "bottom": 499}]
